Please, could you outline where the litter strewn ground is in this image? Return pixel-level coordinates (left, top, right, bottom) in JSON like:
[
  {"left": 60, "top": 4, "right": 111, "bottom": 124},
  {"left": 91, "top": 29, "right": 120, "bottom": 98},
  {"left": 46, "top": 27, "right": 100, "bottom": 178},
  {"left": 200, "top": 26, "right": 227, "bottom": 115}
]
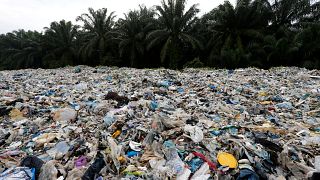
[{"left": 0, "top": 66, "right": 320, "bottom": 179}]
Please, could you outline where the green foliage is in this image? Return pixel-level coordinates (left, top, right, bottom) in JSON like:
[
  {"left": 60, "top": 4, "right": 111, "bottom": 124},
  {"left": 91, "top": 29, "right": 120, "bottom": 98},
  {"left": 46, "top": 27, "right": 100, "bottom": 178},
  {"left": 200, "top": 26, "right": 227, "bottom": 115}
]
[
  {"left": 42, "top": 20, "right": 79, "bottom": 68},
  {"left": 183, "top": 58, "right": 204, "bottom": 68},
  {"left": 76, "top": 8, "right": 116, "bottom": 65},
  {"left": 114, "top": 5, "right": 156, "bottom": 67},
  {"left": 147, "top": 0, "right": 202, "bottom": 69},
  {"left": 0, "top": 30, "right": 43, "bottom": 70},
  {"left": 295, "top": 24, "right": 320, "bottom": 68},
  {"left": 0, "top": 0, "right": 319, "bottom": 70}
]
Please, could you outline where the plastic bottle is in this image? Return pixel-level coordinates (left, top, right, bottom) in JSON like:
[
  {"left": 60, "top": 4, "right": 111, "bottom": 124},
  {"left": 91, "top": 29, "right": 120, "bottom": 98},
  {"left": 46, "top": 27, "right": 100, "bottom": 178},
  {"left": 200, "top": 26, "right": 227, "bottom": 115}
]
[
  {"left": 149, "top": 101, "right": 158, "bottom": 111},
  {"left": 103, "top": 113, "right": 115, "bottom": 127},
  {"left": 74, "top": 66, "right": 81, "bottom": 73},
  {"left": 163, "top": 141, "right": 185, "bottom": 175},
  {"left": 160, "top": 80, "right": 171, "bottom": 88},
  {"left": 177, "top": 87, "right": 184, "bottom": 93},
  {"left": 315, "top": 156, "right": 320, "bottom": 171}
]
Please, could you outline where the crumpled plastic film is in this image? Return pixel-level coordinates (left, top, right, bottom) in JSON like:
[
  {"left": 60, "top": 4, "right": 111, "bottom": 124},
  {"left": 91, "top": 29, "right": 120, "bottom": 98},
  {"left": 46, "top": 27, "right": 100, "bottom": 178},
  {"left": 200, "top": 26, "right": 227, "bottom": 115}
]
[{"left": 0, "top": 66, "right": 319, "bottom": 179}]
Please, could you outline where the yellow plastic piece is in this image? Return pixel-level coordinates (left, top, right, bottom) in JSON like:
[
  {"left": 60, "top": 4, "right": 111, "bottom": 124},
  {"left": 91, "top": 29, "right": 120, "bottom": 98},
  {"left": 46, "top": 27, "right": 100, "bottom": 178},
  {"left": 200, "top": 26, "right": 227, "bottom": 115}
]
[
  {"left": 260, "top": 101, "right": 272, "bottom": 105},
  {"left": 112, "top": 130, "right": 121, "bottom": 138},
  {"left": 259, "top": 92, "right": 268, "bottom": 96},
  {"left": 118, "top": 156, "right": 126, "bottom": 163},
  {"left": 217, "top": 152, "right": 238, "bottom": 168}
]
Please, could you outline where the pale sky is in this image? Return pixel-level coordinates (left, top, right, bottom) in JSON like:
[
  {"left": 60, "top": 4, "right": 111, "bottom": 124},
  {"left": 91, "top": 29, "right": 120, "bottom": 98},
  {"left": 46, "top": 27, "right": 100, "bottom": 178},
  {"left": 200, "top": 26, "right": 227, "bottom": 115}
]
[{"left": 0, "top": 0, "right": 235, "bottom": 34}]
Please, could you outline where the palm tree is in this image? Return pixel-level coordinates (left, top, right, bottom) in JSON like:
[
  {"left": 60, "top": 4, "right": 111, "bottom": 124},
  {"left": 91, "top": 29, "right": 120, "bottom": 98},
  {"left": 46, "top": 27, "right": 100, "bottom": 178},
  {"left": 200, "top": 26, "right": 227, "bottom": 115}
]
[
  {"left": 42, "top": 20, "right": 79, "bottom": 68},
  {"left": 0, "top": 30, "right": 43, "bottom": 69},
  {"left": 76, "top": 8, "right": 116, "bottom": 66},
  {"left": 263, "top": 33, "right": 299, "bottom": 67},
  {"left": 295, "top": 24, "right": 320, "bottom": 68},
  {"left": 269, "top": 0, "right": 315, "bottom": 29},
  {"left": 310, "top": 1, "right": 320, "bottom": 22},
  {"left": 114, "top": 6, "right": 156, "bottom": 67},
  {"left": 205, "top": 0, "right": 271, "bottom": 68},
  {"left": 147, "top": 0, "right": 202, "bottom": 69}
]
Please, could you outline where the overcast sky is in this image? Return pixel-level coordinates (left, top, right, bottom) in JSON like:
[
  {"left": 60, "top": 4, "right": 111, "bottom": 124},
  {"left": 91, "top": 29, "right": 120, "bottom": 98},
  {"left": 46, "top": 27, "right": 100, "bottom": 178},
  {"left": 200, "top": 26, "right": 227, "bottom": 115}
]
[{"left": 0, "top": 0, "right": 235, "bottom": 34}]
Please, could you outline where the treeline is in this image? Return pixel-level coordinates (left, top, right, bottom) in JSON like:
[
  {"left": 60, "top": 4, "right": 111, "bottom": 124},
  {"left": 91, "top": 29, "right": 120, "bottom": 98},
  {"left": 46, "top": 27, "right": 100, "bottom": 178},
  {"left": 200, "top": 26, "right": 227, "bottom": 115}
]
[{"left": 0, "top": 0, "right": 319, "bottom": 70}]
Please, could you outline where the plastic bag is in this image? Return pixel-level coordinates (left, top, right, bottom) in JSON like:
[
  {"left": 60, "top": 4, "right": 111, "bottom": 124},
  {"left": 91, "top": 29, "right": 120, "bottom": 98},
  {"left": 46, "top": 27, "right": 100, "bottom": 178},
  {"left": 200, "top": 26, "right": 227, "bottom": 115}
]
[
  {"left": 162, "top": 141, "right": 185, "bottom": 175},
  {"left": 107, "top": 136, "right": 122, "bottom": 172},
  {"left": 0, "top": 167, "right": 35, "bottom": 180},
  {"left": 47, "top": 141, "right": 70, "bottom": 159},
  {"left": 38, "top": 160, "right": 58, "bottom": 180},
  {"left": 52, "top": 108, "right": 77, "bottom": 124},
  {"left": 129, "top": 141, "right": 142, "bottom": 151},
  {"left": 191, "top": 162, "right": 210, "bottom": 180},
  {"left": 184, "top": 125, "right": 204, "bottom": 143}
]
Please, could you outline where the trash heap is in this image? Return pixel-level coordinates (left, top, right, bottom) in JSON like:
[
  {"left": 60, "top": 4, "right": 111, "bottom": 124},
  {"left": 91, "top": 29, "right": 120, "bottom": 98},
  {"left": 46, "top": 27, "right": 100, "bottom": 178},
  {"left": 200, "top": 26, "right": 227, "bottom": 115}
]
[{"left": 0, "top": 66, "right": 320, "bottom": 180}]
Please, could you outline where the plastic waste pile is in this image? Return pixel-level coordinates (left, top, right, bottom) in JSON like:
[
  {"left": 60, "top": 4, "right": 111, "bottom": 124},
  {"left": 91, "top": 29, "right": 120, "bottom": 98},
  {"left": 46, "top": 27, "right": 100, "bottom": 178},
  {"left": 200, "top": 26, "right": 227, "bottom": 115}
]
[{"left": 0, "top": 66, "right": 320, "bottom": 179}]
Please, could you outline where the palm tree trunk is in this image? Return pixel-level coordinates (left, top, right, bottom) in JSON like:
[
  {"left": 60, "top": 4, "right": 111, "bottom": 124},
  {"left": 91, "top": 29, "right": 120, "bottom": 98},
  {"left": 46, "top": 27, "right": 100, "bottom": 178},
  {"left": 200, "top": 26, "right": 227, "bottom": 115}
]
[{"left": 169, "top": 38, "right": 179, "bottom": 69}]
